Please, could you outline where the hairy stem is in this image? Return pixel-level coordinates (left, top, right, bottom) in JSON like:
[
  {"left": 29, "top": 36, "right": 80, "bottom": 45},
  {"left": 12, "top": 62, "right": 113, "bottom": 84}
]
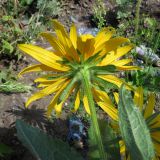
[{"left": 82, "top": 69, "right": 107, "bottom": 160}]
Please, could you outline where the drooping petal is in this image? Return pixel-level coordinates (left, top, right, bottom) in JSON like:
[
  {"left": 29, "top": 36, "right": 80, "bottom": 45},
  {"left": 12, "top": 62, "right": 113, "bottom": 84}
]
[
  {"left": 84, "top": 39, "right": 95, "bottom": 59},
  {"left": 54, "top": 102, "right": 64, "bottom": 117},
  {"left": 119, "top": 140, "right": 126, "bottom": 153},
  {"left": 77, "top": 34, "right": 95, "bottom": 58},
  {"left": 144, "top": 93, "right": 155, "bottom": 118},
  {"left": 97, "top": 101, "right": 118, "bottom": 120},
  {"left": 154, "top": 142, "right": 160, "bottom": 156},
  {"left": 83, "top": 95, "right": 91, "bottom": 114},
  {"left": 18, "top": 64, "right": 54, "bottom": 77},
  {"left": 37, "top": 81, "right": 57, "bottom": 88},
  {"left": 100, "top": 44, "right": 134, "bottom": 65},
  {"left": 95, "top": 27, "right": 115, "bottom": 48},
  {"left": 134, "top": 87, "right": 143, "bottom": 111},
  {"left": 34, "top": 74, "right": 62, "bottom": 83},
  {"left": 18, "top": 44, "right": 69, "bottom": 71},
  {"left": 52, "top": 20, "right": 79, "bottom": 61},
  {"left": 47, "top": 80, "right": 70, "bottom": 117},
  {"left": 94, "top": 37, "right": 130, "bottom": 56},
  {"left": 93, "top": 89, "right": 113, "bottom": 105},
  {"left": 26, "top": 78, "right": 66, "bottom": 107},
  {"left": 111, "top": 59, "right": 132, "bottom": 66},
  {"left": 116, "top": 66, "right": 141, "bottom": 70},
  {"left": 73, "top": 90, "right": 80, "bottom": 112},
  {"left": 40, "top": 32, "right": 68, "bottom": 58},
  {"left": 113, "top": 92, "right": 119, "bottom": 104},
  {"left": 52, "top": 19, "right": 68, "bottom": 37},
  {"left": 98, "top": 75, "right": 133, "bottom": 89},
  {"left": 70, "top": 24, "right": 77, "bottom": 48}
]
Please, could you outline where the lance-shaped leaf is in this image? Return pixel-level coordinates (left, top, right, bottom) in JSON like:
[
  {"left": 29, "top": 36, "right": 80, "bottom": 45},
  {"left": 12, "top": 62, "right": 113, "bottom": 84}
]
[
  {"left": 118, "top": 85, "right": 155, "bottom": 160},
  {"left": 16, "top": 120, "right": 83, "bottom": 160}
]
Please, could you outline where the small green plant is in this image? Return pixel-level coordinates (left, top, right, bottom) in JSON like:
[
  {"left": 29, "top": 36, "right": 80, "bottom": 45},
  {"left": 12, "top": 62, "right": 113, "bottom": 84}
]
[
  {"left": 131, "top": 66, "right": 160, "bottom": 92},
  {"left": 0, "top": 0, "right": 61, "bottom": 60},
  {"left": 0, "top": 69, "right": 32, "bottom": 93},
  {"left": 92, "top": 0, "right": 107, "bottom": 29},
  {"left": 116, "top": 0, "right": 133, "bottom": 20}
]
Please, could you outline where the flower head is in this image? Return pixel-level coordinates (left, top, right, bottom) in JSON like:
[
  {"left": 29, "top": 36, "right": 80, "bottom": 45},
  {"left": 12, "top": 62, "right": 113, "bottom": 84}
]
[{"left": 18, "top": 20, "right": 138, "bottom": 117}]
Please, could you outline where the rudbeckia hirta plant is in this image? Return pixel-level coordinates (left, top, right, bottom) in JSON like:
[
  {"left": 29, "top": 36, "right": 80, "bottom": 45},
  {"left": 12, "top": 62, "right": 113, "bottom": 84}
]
[
  {"left": 18, "top": 20, "right": 138, "bottom": 159},
  {"left": 111, "top": 87, "right": 160, "bottom": 160}
]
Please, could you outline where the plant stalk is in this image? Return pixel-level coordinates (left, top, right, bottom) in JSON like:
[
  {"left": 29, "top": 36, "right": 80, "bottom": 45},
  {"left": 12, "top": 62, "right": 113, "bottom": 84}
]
[
  {"left": 135, "top": 0, "right": 142, "bottom": 37},
  {"left": 82, "top": 70, "right": 107, "bottom": 160}
]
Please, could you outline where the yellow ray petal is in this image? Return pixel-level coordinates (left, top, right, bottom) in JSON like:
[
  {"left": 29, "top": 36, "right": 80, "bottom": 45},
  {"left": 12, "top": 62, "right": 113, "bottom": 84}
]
[
  {"left": 119, "top": 140, "right": 126, "bottom": 153},
  {"left": 34, "top": 74, "right": 62, "bottom": 83},
  {"left": 18, "top": 64, "right": 54, "bottom": 77},
  {"left": 116, "top": 66, "right": 141, "bottom": 70},
  {"left": 111, "top": 59, "right": 132, "bottom": 66},
  {"left": 97, "top": 102, "right": 118, "bottom": 121},
  {"left": 144, "top": 93, "right": 155, "bottom": 118},
  {"left": 40, "top": 32, "right": 67, "bottom": 57},
  {"left": 52, "top": 20, "right": 79, "bottom": 61},
  {"left": 52, "top": 19, "right": 68, "bottom": 38},
  {"left": 54, "top": 102, "right": 64, "bottom": 117},
  {"left": 70, "top": 24, "right": 77, "bottom": 48},
  {"left": 113, "top": 92, "right": 119, "bottom": 104},
  {"left": 95, "top": 27, "right": 115, "bottom": 48},
  {"left": 18, "top": 44, "right": 69, "bottom": 71},
  {"left": 94, "top": 37, "right": 130, "bottom": 56},
  {"left": 149, "top": 115, "right": 160, "bottom": 128},
  {"left": 73, "top": 90, "right": 80, "bottom": 112},
  {"left": 47, "top": 80, "right": 70, "bottom": 117},
  {"left": 77, "top": 34, "right": 94, "bottom": 58},
  {"left": 93, "top": 89, "right": 113, "bottom": 105},
  {"left": 152, "top": 132, "right": 160, "bottom": 141},
  {"left": 100, "top": 44, "right": 134, "bottom": 65},
  {"left": 37, "top": 82, "right": 53, "bottom": 88},
  {"left": 83, "top": 95, "right": 91, "bottom": 114},
  {"left": 98, "top": 75, "right": 133, "bottom": 90},
  {"left": 153, "top": 142, "right": 160, "bottom": 156},
  {"left": 134, "top": 87, "right": 143, "bottom": 111},
  {"left": 26, "top": 78, "right": 66, "bottom": 107},
  {"left": 84, "top": 38, "right": 95, "bottom": 59}
]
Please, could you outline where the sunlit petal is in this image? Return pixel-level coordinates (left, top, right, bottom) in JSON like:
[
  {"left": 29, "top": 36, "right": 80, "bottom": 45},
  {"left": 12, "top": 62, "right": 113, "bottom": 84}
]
[
  {"left": 18, "top": 64, "right": 54, "bottom": 77},
  {"left": 134, "top": 87, "right": 143, "bottom": 111},
  {"left": 144, "top": 93, "right": 155, "bottom": 118},
  {"left": 83, "top": 95, "right": 91, "bottom": 114},
  {"left": 26, "top": 78, "right": 66, "bottom": 107}
]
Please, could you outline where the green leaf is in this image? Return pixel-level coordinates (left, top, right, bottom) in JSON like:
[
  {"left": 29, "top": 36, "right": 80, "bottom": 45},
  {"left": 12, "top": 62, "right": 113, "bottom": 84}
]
[
  {"left": 0, "top": 143, "right": 13, "bottom": 157},
  {"left": 90, "top": 65, "right": 116, "bottom": 74},
  {"left": 118, "top": 85, "right": 155, "bottom": 160},
  {"left": 16, "top": 120, "right": 83, "bottom": 160},
  {"left": 88, "top": 119, "right": 121, "bottom": 160},
  {"left": 57, "top": 76, "right": 78, "bottom": 104}
]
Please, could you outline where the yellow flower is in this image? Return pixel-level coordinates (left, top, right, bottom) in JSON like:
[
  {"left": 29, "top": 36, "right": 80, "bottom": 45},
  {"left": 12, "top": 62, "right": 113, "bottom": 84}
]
[
  {"left": 111, "top": 87, "right": 160, "bottom": 160},
  {"left": 18, "top": 20, "right": 138, "bottom": 117}
]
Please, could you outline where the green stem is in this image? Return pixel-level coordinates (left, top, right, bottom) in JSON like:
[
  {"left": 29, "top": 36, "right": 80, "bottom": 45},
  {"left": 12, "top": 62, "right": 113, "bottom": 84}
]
[
  {"left": 135, "top": 0, "right": 142, "bottom": 37},
  {"left": 82, "top": 70, "right": 107, "bottom": 160}
]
